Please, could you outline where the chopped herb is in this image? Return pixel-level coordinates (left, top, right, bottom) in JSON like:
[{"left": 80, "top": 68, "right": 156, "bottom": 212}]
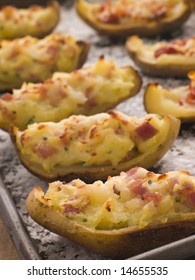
[
  {"left": 148, "top": 180, "right": 153, "bottom": 185},
  {"left": 82, "top": 218, "right": 87, "bottom": 222},
  {"left": 0, "top": 25, "right": 4, "bottom": 30},
  {"left": 27, "top": 116, "right": 35, "bottom": 125},
  {"left": 12, "top": 111, "right": 16, "bottom": 114},
  {"left": 43, "top": 136, "right": 48, "bottom": 140},
  {"left": 175, "top": 196, "right": 181, "bottom": 202},
  {"left": 107, "top": 150, "right": 112, "bottom": 154},
  {"left": 118, "top": 123, "right": 122, "bottom": 129},
  {"left": 64, "top": 147, "right": 68, "bottom": 151}
]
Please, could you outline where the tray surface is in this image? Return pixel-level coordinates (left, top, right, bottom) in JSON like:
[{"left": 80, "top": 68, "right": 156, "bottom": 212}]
[{"left": 0, "top": 1, "right": 195, "bottom": 260}]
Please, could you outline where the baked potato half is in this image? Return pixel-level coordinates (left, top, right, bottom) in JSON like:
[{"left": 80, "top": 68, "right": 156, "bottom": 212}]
[
  {"left": 0, "top": 33, "right": 89, "bottom": 91},
  {"left": 0, "top": 57, "right": 141, "bottom": 131},
  {"left": 76, "top": 0, "right": 191, "bottom": 38},
  {"left": 11, "top": 111, "right": 180, "bottom": 181},
  {"left": 0, "top": 1, "right": 60, "bottom": 39},
  {"left": 144, "top": 72, "right": 195, "bottom": 122},
  {"left": 126, "top": 35, "right": 195, "bottom": 78},
  {"left": 26, "top": 166, "right": 195, "bottom": 259}
]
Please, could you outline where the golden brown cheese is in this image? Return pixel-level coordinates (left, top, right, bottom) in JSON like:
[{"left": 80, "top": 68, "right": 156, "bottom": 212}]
[
  {"left": 26, "top": 166, "right": 195, "bottom": 258},
  {"left": 12, "top": 111, "right": 180, "bottom": 180},
  {"left": 0, "top": 1, "right": 60, "bottom": 39},
  {"left": 144, "top": 72, "right": 195, "bottom": 122},
  {"left": 0, "top": 33, "right": 89, "bottom": 91},
  {"left": 126, "top": 36, "right": 195, "bottom": 77},
  {"left": 0, "top": 57, "right": 141, "bottom": 131},
  {"left": 77, "top": 0, "right": 191, "bottom": 37}
]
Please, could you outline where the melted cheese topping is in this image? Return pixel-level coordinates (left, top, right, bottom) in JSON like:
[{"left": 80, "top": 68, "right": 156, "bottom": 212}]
[
  {"left": 94, "top": 0, "right": 181, "bottom": 24},
  {"left": 0, "top": 33, "right": 86, "bottom": 90},
  {"left": 38, "top": 167, "right": 195, "bottom": 230},
  {"left": 15, "top": 112, "right": 167, "bottom": 171},
  {"left": 0, "top": 1, "right": 59, "bottom": 39},
  {"left": 0, "top": 57, "right": 139, "bottom": 131}
]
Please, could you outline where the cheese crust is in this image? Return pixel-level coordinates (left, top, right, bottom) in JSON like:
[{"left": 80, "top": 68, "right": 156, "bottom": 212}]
[
  {"left": 0, "top": 1, "right": 60, "bottom": 39},
  {"left": 0, "top": 57, "right": 141, "bottom": 131},
  {"left": 0, "top": 33, "right": 89, "bottom": 90}
]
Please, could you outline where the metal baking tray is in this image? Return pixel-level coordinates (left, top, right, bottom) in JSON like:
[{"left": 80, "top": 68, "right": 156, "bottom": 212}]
[{"left": 0, "top": 0, "right": 195, "bottom": 260}]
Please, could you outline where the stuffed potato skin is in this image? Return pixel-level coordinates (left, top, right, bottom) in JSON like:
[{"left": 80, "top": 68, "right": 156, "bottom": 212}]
[
  {"left": 76, "top": 0, "right": 191, "bottom": 38},
  {"left": 144, "top": 72, "right": 195, "bottom": 122},
  {"left": 0, "top": 33, "right": 89, "bottom": 91},
  {"left": 0, "top": 1, "right": 60, "bottom": 39},
  {"left": 0, "top": 57, "right": 141, "bottom": 131},
  {"left": 12, "top": 112, "right": 180, "bottom": 181},
  {"left": 126, "top": 36, "right": 195, "bottom": 78},
  {"left": 26, "top": 167, "right": 195, "bottom": 259}
]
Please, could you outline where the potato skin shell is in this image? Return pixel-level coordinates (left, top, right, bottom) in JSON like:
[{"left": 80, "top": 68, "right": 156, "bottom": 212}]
[
  {"left": 126, "top": 38, "right": 195, "bottom": 78},
  {"left": 11, "top": 115, "right": 180, "bottom": 183},
  {"left": 76, "top": 0, "right": 191, "bottom": 38},
  {"left": 144, "top": 83, "right": 195, "bottom": 122},
  {"left": 26, "top": 188, "right": 195, "bottom": 259}
]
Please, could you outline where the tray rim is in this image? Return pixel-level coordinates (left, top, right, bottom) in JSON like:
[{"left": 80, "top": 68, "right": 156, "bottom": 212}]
[{"left": 0, "top": 175, "right": 41, "bottom": 260}]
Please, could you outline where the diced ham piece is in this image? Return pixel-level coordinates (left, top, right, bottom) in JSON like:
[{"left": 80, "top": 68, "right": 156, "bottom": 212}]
[
  {"left": 1, "top": 93, "right": 13, "bottom": 101},
  {"left": 126, "top": 166, "right": 139, "bottom": 177},
  {"left": 33, "top": 143, "right": 57, "bottom": 159},
  {"left": 186, "top": 82, "right": 195, "bottom": 104},
  {"left": 144, "top": 191, "right": 162, "bottom": 204},
  {"left": 98, "top": 13, "right": 120, "bottom": 24},
  {"left": 183, "top": 182, "right": 194, "bottom": 191},
  {"left": 186, "top": 93, "right": 195, "bottom": 104},
  {"left": 154, "top": 46, "right": 180, "bottom": 58},
  {"left": 135, "top": 122, "right": 158, "bottom": 140},
  {"left": 47, "top": 45, "right": 58, "bottom": 56},
  {"left": 129, "top": 179, "right": 146, "bottom": 198},
  {"left": 64, "top": 204, "right": 80, "bottom": 214},
  {"left": 187, "top": 191, "right": 195, "bottom": 208}
]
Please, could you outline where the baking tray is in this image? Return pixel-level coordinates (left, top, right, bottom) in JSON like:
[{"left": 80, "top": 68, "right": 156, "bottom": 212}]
[{"left": 0, "top": 0, "right": 195, "bottom": 260}]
